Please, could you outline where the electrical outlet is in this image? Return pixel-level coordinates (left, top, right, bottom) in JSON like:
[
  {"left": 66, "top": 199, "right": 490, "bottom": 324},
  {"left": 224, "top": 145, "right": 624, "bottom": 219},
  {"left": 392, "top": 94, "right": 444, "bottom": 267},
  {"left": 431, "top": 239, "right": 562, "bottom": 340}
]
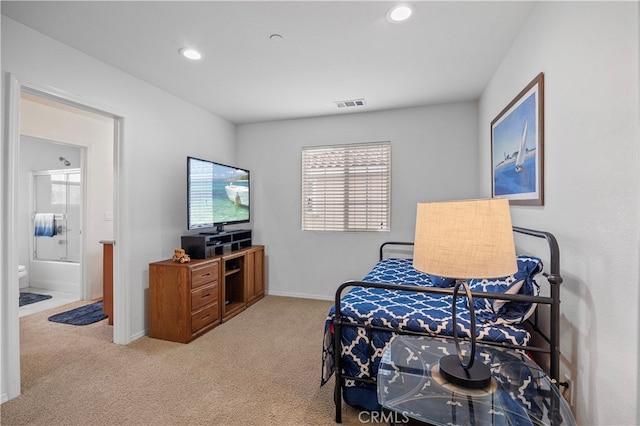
[{"left": 562, "top": 374, "right": 574, "bottom": 408}]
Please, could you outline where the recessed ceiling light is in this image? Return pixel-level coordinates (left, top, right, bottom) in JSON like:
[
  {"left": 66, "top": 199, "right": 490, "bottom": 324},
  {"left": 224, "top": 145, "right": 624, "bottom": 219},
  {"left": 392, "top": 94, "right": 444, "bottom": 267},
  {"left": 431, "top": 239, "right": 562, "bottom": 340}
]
[
  {"left": 386, "top": 4, "right": 414, "bottom": 23},
  {"left": 179, "top": 48, "right": 202, "bottom": 61}
]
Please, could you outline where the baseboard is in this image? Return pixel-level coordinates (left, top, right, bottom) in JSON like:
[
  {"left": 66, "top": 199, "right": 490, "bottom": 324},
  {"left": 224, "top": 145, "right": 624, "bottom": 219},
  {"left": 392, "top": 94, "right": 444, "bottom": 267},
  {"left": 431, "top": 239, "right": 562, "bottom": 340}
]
[
  {"left": 131, "top": 329, "right": 147, "bottom": 342},
  {"left": 265, "top": 289, "right": 332, "bottom": 302}
]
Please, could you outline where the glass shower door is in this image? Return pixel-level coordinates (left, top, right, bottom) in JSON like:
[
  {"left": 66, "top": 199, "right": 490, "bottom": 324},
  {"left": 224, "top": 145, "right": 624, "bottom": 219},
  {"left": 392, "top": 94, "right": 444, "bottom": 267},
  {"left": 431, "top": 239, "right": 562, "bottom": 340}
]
[{"left": 33, "top": 169, "right": 81, "bottom": 262}]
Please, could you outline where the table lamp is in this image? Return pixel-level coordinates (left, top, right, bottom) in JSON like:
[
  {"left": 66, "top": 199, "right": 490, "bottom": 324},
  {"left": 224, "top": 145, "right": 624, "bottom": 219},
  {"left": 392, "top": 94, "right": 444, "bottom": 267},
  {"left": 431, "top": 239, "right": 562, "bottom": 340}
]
[{"left": 413, "top": 198, "right": 517, "bottom": 389}]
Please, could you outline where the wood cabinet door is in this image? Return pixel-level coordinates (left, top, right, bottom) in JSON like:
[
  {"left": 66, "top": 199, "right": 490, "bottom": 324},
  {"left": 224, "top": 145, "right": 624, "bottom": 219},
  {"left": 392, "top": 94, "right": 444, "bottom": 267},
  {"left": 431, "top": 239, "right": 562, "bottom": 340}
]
[{"left": 245, "top": 247, "right": 264, "bottom": 304}]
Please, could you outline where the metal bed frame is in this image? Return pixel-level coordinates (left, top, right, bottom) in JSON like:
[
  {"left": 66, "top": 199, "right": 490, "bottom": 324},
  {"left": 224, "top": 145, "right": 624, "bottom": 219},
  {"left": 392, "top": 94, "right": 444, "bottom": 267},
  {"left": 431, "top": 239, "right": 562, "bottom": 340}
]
[{"left": 332, "top": 227, "right": 564, "bottom": 423}]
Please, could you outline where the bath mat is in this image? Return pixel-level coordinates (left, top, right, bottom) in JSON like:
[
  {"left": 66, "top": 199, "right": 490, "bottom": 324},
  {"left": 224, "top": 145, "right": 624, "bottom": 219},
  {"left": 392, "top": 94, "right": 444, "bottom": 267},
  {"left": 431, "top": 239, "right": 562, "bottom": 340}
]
[
  {"left": 48, "top": 301, "right": 107, "bottom": 326},
  {"left": 19, "top": 292, "right": 53, "bottom": 307}
]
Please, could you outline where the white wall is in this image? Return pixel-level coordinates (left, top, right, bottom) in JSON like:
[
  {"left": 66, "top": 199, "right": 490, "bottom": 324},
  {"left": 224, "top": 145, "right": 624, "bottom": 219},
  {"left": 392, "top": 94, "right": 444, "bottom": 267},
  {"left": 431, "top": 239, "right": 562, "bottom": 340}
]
[
  {"left": 1, "top": 16, "right": 236, "bottom": 401},
  {"left": 479, "top": 2, "right": 639, "bottom": 425},
  {"left": 237, "top": 102, "right": 479, "bottom": 300}
]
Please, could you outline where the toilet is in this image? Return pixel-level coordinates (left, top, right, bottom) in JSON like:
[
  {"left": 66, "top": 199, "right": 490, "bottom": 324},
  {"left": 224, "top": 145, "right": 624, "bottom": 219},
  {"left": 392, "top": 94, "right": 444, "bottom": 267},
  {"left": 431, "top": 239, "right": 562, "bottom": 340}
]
[{"left": 18, "top": 265, "right": 28, "bottom": 288}]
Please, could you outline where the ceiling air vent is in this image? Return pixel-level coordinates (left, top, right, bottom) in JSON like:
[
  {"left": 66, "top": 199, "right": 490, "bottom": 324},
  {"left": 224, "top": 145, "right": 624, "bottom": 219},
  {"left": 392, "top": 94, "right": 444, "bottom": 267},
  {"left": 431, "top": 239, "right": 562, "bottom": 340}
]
[{"left": 334, "top": 98, "right": 366, "bottom": 108}]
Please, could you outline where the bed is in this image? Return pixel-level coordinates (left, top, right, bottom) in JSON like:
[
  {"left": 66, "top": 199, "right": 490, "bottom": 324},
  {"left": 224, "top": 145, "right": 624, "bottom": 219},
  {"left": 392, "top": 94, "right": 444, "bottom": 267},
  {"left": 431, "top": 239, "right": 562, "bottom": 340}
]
[{"left": 321, "top": 227, "right": 565, "bottom": 423}]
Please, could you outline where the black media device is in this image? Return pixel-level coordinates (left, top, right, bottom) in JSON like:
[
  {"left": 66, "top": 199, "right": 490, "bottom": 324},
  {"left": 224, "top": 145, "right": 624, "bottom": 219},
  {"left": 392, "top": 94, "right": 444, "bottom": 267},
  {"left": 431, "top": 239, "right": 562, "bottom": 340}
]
[{"left": 181, "top": 229, "right": 252, "bottom": 259}]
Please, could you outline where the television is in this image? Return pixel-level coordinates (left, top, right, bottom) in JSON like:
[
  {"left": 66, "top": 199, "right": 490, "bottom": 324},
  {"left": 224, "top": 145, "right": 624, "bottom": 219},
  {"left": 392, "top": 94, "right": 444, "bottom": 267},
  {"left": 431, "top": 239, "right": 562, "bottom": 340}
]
[{"left": 187, "top": 156, "right": 250, "bottom": 233}]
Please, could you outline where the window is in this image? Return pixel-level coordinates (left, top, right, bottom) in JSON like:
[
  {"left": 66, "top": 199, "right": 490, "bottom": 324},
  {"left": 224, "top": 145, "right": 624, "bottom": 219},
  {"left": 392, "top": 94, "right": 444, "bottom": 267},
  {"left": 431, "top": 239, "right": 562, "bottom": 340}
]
[{"left": 302, "top": 141, "right": 391, "bottom": 232}]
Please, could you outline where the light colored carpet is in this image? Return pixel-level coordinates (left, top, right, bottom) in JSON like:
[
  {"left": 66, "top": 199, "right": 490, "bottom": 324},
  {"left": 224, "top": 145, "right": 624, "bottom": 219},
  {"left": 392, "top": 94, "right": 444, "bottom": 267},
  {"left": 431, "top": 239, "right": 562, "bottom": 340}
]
[{"left": 1, "top": 296, "right": 364, "bottom": 425}]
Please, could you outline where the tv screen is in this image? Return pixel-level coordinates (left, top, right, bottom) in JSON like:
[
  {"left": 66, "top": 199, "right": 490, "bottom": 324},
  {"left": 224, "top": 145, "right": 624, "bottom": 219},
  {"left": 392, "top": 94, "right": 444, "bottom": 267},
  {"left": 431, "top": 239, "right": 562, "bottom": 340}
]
[{"left": 187, "top": 156, "right": 250, "bottom": 231}]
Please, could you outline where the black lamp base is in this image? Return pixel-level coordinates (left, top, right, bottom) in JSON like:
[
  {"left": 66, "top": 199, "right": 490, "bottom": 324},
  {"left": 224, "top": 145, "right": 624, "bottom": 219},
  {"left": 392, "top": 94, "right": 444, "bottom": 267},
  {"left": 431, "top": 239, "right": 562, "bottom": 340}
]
[{"left": 439, "top": 354, "right": 492, "bottom": 389}]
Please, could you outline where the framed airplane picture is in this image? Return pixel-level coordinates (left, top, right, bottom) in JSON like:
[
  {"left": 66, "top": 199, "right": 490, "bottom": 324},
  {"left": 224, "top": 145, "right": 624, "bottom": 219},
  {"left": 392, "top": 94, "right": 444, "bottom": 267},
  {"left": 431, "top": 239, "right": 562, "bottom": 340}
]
[{"left": 491, "top": 73, "right": 544, "bottom": 206}]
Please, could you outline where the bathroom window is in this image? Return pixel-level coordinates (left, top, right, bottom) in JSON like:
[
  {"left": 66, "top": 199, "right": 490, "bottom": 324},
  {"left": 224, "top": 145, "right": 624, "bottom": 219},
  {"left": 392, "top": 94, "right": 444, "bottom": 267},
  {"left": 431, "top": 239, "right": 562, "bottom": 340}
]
[
  {"left": 301, "top": 141, "right": 391, "bottom": 232},
  {"left": 51, "top": 173, "right": 80, "bottom": 205}
]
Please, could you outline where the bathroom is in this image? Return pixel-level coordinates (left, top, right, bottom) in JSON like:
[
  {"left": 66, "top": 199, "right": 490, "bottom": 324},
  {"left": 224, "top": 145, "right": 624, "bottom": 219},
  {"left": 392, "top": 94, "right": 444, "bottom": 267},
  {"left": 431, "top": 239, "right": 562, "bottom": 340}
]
[
  {"left": 18, "top": 137, "right": 82, "bottom": 313},
  {"left": 18, "top": 92, "right": 115, "bottom": 315}
]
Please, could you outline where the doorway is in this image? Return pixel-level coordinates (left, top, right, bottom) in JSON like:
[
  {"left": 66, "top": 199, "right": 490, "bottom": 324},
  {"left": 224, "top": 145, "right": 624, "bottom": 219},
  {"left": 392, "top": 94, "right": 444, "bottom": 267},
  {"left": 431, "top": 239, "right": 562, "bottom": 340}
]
[
  {"left": 19, "top": 139, "right": 85, "bottom": 317},
  {"left": 4, "top": 75, "right": 125, "bottom": 401},
  {"left": 19, "top": 92, "right": 113, "bottom": 305}
]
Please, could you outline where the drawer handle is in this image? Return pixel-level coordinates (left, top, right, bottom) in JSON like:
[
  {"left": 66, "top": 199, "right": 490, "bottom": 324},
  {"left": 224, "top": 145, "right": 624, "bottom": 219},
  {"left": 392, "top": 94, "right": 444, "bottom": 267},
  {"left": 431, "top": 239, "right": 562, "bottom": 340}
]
[
  {"left": 203, "top": 293, "right": 210, "bottom": 298},
  {"left": 201, "top": 273, "right": 211, "bottom": 277},
  {"left": 202, "top": 314, "right": 210, "bottom": 319}
]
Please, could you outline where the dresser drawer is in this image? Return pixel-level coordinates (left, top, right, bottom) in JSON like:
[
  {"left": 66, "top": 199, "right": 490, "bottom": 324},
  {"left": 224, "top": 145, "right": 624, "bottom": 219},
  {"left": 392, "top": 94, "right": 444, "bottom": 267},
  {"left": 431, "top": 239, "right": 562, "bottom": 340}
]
[
  {"left": 191, "top": 282, "right": 218, "bottom": 311},
  {"left": 191, "top": 262, "right": 219, "bottom": 289},
  {"left": 191, "top": 302, "right": 219, "bottom": 332}
]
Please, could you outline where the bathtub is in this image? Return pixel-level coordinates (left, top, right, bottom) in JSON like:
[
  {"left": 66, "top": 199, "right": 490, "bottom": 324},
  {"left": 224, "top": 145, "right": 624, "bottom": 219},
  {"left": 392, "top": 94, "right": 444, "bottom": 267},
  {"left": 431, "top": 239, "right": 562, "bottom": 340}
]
[{"left": 28, "top": 260, "right": 80, "bottom": 293}]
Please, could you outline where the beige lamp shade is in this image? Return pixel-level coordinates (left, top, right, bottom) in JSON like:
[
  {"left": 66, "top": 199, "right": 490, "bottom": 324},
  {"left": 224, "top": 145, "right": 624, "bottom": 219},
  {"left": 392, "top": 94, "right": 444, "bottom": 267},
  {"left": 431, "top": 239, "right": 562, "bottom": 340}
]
[{"left": 413, "top": 198, "right": 517, "bottom": 279}]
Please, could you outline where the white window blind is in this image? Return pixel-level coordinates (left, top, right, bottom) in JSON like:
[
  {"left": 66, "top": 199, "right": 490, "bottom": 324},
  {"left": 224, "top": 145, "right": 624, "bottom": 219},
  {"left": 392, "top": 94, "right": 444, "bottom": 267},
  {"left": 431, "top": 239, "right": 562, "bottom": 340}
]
[{"left": 302, "top": 141, "right": 391, "bottom": 232}]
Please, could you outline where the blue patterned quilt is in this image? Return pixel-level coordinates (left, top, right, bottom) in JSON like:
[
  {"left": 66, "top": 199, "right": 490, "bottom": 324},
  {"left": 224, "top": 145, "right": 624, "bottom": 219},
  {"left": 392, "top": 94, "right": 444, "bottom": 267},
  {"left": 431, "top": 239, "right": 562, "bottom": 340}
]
[{"left": 321, "top": 258, "right": 532, "bottom": 410}]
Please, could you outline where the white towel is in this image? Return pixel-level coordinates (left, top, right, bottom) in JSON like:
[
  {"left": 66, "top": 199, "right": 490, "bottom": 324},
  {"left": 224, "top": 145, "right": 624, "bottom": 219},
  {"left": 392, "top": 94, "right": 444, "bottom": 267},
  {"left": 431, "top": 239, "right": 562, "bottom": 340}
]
[{"left": 34, "top": 213, "right": 56, "bottom": 237}]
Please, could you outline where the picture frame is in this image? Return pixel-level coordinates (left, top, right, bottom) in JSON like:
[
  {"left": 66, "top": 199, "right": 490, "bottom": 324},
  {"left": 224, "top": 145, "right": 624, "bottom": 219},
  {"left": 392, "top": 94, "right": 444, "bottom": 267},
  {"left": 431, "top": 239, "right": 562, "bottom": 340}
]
[{"left": 491, "top": 73, "right": 544, "bottom": 205}]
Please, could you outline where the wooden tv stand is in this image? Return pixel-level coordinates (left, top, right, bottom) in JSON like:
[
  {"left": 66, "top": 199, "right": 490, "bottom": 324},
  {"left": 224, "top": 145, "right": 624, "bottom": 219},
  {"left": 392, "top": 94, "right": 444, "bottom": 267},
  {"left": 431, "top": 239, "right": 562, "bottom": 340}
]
[{"left": 149, "top": 245, "right": 265, "bottom": 343}]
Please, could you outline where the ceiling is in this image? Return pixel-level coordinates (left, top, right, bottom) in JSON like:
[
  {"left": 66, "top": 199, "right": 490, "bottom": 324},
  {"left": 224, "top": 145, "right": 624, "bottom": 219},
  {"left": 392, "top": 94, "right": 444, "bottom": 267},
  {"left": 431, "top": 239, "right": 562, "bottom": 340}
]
[{"left": 2, "top": 1, "right": 535, "bottom": 125}]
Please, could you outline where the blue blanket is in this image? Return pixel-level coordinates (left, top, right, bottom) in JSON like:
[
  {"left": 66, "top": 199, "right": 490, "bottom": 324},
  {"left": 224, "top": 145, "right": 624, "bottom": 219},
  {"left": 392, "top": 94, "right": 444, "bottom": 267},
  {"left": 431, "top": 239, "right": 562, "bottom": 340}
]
[{"left": 321, "top": 258, "right": 531, "bottom": 410}]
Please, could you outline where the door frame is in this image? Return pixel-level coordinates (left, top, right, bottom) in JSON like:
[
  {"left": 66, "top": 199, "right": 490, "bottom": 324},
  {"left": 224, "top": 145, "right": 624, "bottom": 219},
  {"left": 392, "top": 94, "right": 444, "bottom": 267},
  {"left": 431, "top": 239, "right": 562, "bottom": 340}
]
[{"left": 3, "top": 74, "right": 128, "bottom": 401}]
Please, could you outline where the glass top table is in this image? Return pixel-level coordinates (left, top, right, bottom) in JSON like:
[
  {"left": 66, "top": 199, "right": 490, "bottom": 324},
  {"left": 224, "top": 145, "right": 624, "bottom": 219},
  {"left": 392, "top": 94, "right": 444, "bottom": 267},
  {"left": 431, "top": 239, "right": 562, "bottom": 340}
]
[{"left": 377, "top": 335, "right": 576, "bottom": 426}]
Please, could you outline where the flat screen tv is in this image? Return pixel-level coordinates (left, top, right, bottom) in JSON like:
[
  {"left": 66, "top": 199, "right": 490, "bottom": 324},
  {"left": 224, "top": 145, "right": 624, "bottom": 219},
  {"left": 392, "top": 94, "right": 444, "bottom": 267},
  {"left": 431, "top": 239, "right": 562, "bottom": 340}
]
[{"left": 187, "top": 156, "right": 250, "bottom": 233}]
